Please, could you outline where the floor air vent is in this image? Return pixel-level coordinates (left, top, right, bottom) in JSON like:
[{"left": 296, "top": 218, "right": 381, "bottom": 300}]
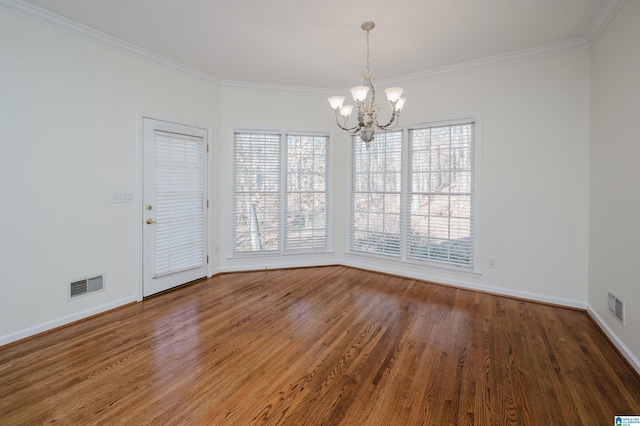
[
  {"left": 70, "top": 275, "right": 104, "bottom": 298},
  {"left": 607, "top": 291, "right": 624, "bottom": 324}
]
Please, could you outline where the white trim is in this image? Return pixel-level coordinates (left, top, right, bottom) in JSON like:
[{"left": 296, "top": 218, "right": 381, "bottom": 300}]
[
  {"left": 135, "top": 113, "right": 144, "bottom": 302},
  {"left": 342, "top": 256, "right": 586, "bottom": 309},
  {"left": 283, "top": 131, "right": 332, "bottom": 253},
  {"left": 472, "top": 116, "right": 482, "bottom": 274},
  {"left": 408, "top": 113, "right": 482, "bottom": 273},
  {"left": 0, "top": 295, "right": 137, "bottom": 346},
  {"left": 221, "top": 79, "right": 334, "bottom": 95},
  {"left": 587, "top": 303, "right": 640, "bottom": 375},
  {"left": 346, "top": 251, "right": 481, "bottom": 278},
  {"left": 375, "top": 39, "right": 589, "bottom": 87},
  {"left": 221, "top": 257, "right": 338, "bottom": 273},
  {"left": 407, "top": 115, "right": 479, "bottom": 130},
  {"left": 347, "top": 116, "right": 480, "bottom": 273},
  {"left": 400, "top": 126, "right": 409, "bottom": 261},
  {"left": 345, "top": 133, "right": 354, "bottom": 255},
  {"left": 583, "top": 0, "right": 627, "bottom": 45},
  {"left": 231, "top": 129, "right": 333, "bottom": 256},
  {"left": 326, "top": 132, "right": 335, "bottom": 253},
  {"left": 137, "top": 112, "right": 212, "bottom": 299},
  {"left": 207, "top": 124, "right": 214, "bottom": 279}
]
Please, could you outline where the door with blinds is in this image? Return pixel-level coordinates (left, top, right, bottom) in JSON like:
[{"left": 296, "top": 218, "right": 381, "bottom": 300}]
[{"left": 142, "top": 118, "right": 208, "bottom": 297}]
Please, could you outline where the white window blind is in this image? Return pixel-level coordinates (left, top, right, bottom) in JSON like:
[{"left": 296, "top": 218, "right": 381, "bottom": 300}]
[
  {"left": 285, "top": 134, "right": 328, "bottom": 251},
  {"left": 154, "top": 130, "right": 205, "bottom": 277},
  {"left": 408, "top": 121, "right": 475, "bottom": 268},
  {"left": 350, "top": 131, "right": 402, "bottom": 256},
  {"left": 233, "top": 132, "right": 281, "bottom": 255}
]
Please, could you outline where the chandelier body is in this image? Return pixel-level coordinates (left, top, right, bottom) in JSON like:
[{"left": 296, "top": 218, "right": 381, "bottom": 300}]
[{"left": 329, "top": 22, "right": 406, "bottom": 144}]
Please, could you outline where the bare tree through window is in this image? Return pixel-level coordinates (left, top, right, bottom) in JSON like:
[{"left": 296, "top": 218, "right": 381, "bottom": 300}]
[
  {"left": 233, "top": 131, "right": 329, "bottom": 255},
  {"left": 350, "top": 131, "right": 402, "bottom": 256},
  {"left": 409, "top": 122, "right": 474, "bottom": 267}
]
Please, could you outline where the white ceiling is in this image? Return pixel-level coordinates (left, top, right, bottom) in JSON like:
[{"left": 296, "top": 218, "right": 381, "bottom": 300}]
[{"left": 7, "top": 0, "right": 622, "bottom": 89}]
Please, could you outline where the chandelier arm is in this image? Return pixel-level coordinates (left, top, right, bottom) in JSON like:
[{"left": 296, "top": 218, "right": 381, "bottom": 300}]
[
  {"left": 375, "top": 110, "right": 401, "bottom": 130},
  {"left": 333, "top": 114, "right": 362, "bottom": 133}
]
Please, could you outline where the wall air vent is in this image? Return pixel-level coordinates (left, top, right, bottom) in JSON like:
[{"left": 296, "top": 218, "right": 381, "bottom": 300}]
[
  {"left": 70, "top": 275, "right": 104, "bottom": 299},
  {"left": 607, "top": 291, "right": 624, "bottom": 324}
]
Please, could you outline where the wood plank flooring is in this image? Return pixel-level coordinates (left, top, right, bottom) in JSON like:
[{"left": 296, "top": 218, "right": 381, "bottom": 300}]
[{"left": 1, "top": 266, "right": 639, "bottom": 425}]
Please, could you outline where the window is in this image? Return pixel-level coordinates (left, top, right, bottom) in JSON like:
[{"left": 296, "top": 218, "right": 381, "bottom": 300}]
[
  {"left": 409, "top": 121, "right": 475, "bottom": 268},
  {"left": 233, "top": 131, "right": 329, "bottom": 255},
  {"left": 349, "top": 118, "right": 478, "bottom": 271},
  {"left": 350, "top": 131, "right": 402, "bottom": 256},
  {"left": 233, "top": 132, "right": 281, "bottom": 255},
  {"left": 285, "top": 134, "right": 329, "bottom": 251},
  {"left": 153, "top": 130, "right": 206, "bottom": 275}
]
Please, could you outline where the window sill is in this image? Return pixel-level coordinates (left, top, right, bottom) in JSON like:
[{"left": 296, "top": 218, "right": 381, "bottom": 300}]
[{"left": 227, "top": 250, "right": 335, "bottom": 261}]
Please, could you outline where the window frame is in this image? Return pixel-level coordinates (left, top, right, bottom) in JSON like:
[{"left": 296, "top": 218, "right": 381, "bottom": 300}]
[
  {"left": 349, "top": 131, "right": 403, "bottom": 257},
  {"left": 232, "top": 130, "right": 283, "bottom": 256},
  {"left": 348, "top": 115, "right": 481, "bottom": 273},
  {"left": 232, "top": 129, "right": 331, "bottom": 257},
  {"left": 284, "top": 132, "right": 331, "bottom": 253}
]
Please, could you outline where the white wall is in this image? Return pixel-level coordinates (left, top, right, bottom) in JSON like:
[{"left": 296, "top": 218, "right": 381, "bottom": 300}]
[
  {"left": 1, "top": 6, "right": 594, "bottom": 347},
  {"left": 0, "top": 9, "right": 221, "bottom": 343},
  {"left": 342, "top": 50, "right": 591, "bottom": 307},
  {"left": 589, "top": 0, "right": 640, "bottom": 367},
  {"left": 216, "top": 85, "right": 341, "bottom": 272},
  {"left": 215, "top": 50, "right": 592, "bottom": 309}
]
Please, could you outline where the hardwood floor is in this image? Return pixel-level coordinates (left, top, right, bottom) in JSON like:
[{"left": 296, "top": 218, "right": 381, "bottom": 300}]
[{"left": 1, "top": 266, "right": 639, "bottom": 425}]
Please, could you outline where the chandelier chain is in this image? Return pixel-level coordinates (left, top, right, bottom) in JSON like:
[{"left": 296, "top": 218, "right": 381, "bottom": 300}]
[{"left": 366, "top": 28, "right": 370, "bottom": 74}]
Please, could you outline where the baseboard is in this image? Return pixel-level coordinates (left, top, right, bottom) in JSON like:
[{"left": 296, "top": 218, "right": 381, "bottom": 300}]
[
  {"left": 218, "top": 258, "right": 338, "bottom": 274},
  {"left": 0, "top": 295, "right": 138, "bottom": 347},
  {"left": 341, "top": 257, "right": 587, "bottom": 309},
  {"left": 587, "top": 304, "right": 640, "bottom": 376}
]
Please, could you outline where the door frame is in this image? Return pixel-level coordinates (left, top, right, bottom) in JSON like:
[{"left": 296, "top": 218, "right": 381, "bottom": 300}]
[{"left": 136, "top": 112, "right": 213, "bottom": 301}]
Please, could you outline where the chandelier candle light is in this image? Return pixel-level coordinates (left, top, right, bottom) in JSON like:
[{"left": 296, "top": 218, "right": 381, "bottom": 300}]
[{"left": 328, "top": 21, "right": 406, "bottom": 145}]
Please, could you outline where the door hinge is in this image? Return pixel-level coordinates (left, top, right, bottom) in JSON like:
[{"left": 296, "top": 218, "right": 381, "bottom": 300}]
[
  {"left": 207, "top": 255, "right": 209, "bottom": 264},
  {"left": 207, "top": 144, "right": 209, "bottom": 153},
  {"left": 207, "top": 200, "right": 209, "bottom": 208}
]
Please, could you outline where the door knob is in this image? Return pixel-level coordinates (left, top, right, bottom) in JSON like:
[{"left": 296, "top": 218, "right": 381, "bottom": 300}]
[{"left": 146, "top": 218, "right": 155, "bottom": 224}]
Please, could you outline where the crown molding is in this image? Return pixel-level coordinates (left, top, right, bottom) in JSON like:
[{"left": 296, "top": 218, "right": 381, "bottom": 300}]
[
  {"left": 0, "top": 0, "right": 222, "bottom": 84},
  {"left": 377, "top": 37, "right": 590, "bottom": 87},
  {"left": 583, "top": 0, "right": 627, "bottom": 45},
  {"left": 1, "top": 0, "right": 625, "bottom": 93},
  {"left": 221, "top": 79, "right": 335, "bottom": 95}
]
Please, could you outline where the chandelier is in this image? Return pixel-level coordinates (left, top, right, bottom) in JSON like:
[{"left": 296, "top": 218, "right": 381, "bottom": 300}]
[{"left": 328, "top": 21, "right": 406, "bottom": 145}]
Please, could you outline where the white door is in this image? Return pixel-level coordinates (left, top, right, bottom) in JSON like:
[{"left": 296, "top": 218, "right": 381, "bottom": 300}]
[{"left": 142, "top": 118, "right": 208, "bottom": 297}]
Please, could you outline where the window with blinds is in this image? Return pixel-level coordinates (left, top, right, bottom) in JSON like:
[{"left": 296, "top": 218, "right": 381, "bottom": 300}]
[
  {"left": 233, "top": 132, "right": 282, "bottom": 255},
  {"left": 348, "top": 119, "right": 478, "bottom": 270},
  {"left": 408, "top": 121, "right": 475, "bottom": 268},
  {"left": 233, "top": 131, "right": 329, "bottom": 255},
  {"left": 154, "top": 130, "right": 205, "bottom": 276},
  {"left": 350, "top": 131, "right": 402, "bottom": 256},
  {"left": 285, "top": 134, "right": 329, "bottom": 252}
]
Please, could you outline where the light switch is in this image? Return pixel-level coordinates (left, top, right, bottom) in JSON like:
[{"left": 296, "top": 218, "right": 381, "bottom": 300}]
[{"left": 109, "top": 190, "right": 133, "bottom": 203}]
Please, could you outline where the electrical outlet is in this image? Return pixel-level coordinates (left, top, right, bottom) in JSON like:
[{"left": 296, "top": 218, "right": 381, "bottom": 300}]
[{"left": 488, "top": 257, "right": 497, "bottom": 269}]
